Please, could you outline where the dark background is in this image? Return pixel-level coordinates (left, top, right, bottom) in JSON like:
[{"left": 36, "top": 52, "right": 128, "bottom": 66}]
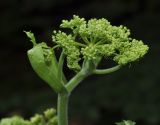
[{"left": 0, "top": 0, "right": 160, "bottom": 125}]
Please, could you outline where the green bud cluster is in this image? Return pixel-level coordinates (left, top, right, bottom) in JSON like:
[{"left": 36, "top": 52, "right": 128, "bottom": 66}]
[
  {"left": 52, "top": 31, "right": 81, "bottom": 71},
  {"left": 52, "top": 15, "right": 148, "bottom": 71},
  {"left": 41, "top": 44, "right": 54, "bottom": 66},
  {"left": 44, "top": 108, "right": 56, "bottom": 120},
  {"left": 60, "top": 15, "right": 86, "bottom": 35},
  {"left": 113, "top": 39, "right": 148, "bottom": 65},
  {"left": 0, "top": 108, "right": 58, "bottom": 125},
  {"left": 0, "top": 116, "right": 30, "bottom": 125}
]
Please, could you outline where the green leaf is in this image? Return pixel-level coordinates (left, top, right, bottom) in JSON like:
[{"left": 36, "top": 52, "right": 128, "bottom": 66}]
[
  {"left": 27, "top": 42, "right": 65, "bottom": 93},
  {"left": 24, "top": 31, "right": 37, "bottom": 46}
]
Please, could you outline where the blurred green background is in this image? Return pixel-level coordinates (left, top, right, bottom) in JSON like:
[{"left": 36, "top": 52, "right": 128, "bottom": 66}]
[{"left": 0, "top": 0, "right": 159, "bottom": 125}]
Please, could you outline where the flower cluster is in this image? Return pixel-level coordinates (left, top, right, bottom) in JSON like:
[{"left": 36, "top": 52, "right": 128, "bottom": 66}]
[
  {"left": 52, "top": 31, "right": 81, "bottom": 71},
  {"left": 52, "top": 15, "right": 149, "bottom": 71}
]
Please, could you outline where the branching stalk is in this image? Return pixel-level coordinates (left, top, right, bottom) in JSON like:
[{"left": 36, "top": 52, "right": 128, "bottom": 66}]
[
  {"left": 65, "top": 69, "right": 90, "bottom": 93},
  {"left": 93, "top": 65, "right": 122, "bottom": 75}
]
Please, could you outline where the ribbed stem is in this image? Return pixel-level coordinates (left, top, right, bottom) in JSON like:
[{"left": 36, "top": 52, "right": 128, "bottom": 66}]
[{"left": 57, "top": 92, "right": 69, "bottom": 125}]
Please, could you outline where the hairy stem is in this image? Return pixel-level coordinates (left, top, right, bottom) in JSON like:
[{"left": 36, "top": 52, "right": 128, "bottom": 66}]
[{"left": 58, "top": 92, "right": 69, "bottom": 125}]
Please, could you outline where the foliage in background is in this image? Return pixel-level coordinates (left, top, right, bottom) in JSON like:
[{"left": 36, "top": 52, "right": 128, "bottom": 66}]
[
  {"left": 0, "top": 108, "right": 57, "bottom": 125},
  {"left": 0, "top": 108, "right": 136, "bottom": 125}
]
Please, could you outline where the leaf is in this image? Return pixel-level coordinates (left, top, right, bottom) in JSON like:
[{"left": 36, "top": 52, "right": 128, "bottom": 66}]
[{"left": 27, "top": 42, "right": 65, "bottom": 93}]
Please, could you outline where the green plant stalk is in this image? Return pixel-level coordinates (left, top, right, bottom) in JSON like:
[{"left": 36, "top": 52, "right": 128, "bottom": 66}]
[
  {"left": 65, "top": 69, "right": 89, "bottom": 93},
  {"left": 58, "top": 50, "right": 67, "bottom": 84},
  {"left": 58, "top": 64, "right": 122, "bottom": 125},
  {"left": 58, "top": 62, "right": 92, "bottom": 125},
  {"left": 58, "top": 92, "right": 69, "bottom": 125},
  {"left": 93, "top": 65, "right": 122, "bottom": 74},
  {"left": 65, "top": 60, "right": 95, "bottom": 93},
  {"left": 57, "top": 70, "right": 89, "bottom": 125}
]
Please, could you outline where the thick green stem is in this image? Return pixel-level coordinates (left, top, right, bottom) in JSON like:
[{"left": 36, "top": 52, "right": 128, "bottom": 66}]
[
  {"left": 65, "top": 69, "right": 90, "bottom": 93},
  {"left": 65, "top": 60, "right": 96, "bottom": 93},
  {"left": 58, "top": 92, "right": 69, "bottom": 125}
]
